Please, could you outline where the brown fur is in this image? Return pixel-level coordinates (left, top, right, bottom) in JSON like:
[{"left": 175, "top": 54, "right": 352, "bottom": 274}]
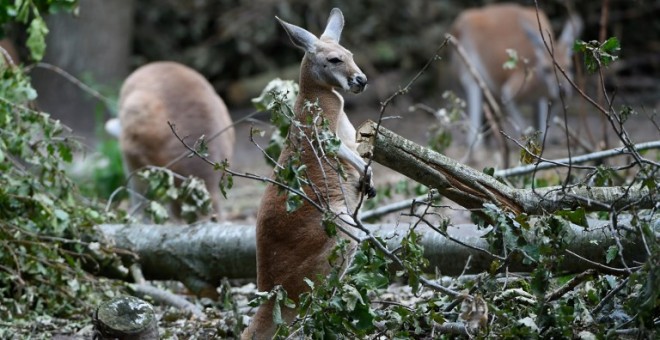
[
  {"left": 243, "top": 9, "right": 369, "bottom": 339},
  {"left": 118, "top": 61, "right": 234, "bottom": 220},
  {"left": 450, "top": 3, "right": 582, "bottom": 143},
  {"left": 451, "top": 3, "right": 566, "bottom": 102}
]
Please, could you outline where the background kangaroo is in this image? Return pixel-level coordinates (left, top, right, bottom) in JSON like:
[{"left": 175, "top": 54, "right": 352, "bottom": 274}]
[
  {"left": 450, "top": 3, "right": 582, "bottom": 146},
  {"left": 117, "top": 61, "right": 235, "bottom": 221},
  {"left": 243, "top": 8, "right": 373, "bottom": 339}
]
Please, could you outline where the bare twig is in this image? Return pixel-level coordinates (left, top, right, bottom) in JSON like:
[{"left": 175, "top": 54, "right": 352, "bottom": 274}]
[
  {"left": 26, "top": 62, "right": 116, "bottom": 110},
  {"left": 552, "top": 116, "right": 594, "bottom": 153},
  {"left": 564, "top": 250, "right": 629, "bottom": 275},
  {"left": 167, "top": 121, "right": 325, "bottom": 213},
  {"left": 592, "top": 277, "right": 629, "bottom": 315},
  {"left": 163, "top": 109, "right": 263, "bottom": 170},
  {"left": 497, "top": 140, "right": 660, "bottom": 178},
  {"left": 544, "top": 269, "right": 597, "bottom": 301},
  {"left": 129, "top": 282, "right": 207, "bottom": 320}
]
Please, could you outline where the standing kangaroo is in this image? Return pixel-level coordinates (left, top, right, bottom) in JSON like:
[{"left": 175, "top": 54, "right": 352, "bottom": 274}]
[
  {"left": 451, "top": 3, "right": 582, "bottom": 145},
  {"left": 118, "top": 61, "right": 235, "bottom": 221},
  {"left": 243, "top": 8, "right": 374, "bottom": 339}
]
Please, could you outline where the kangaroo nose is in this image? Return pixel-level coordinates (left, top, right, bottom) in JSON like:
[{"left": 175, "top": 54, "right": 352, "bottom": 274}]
[{"left": 355, "top": 74, "right": 368, "bottom": 86}]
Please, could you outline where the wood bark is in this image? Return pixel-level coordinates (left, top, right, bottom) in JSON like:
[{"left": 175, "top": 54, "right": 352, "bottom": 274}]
[
  {"left": 356, "top": 120, "right": 657, "bottom": 215},
  {"left": 100, "top": 222, "right": 255, "bottom": 297},
  {"left": 92, "top": 296, "right": 159, "bottom": 340},
  {"left": 98, "top": 221, "right": 645, "bottom": 288}
]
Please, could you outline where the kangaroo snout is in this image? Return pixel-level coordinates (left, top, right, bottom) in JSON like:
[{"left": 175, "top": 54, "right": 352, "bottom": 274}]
[{"left": 349, "top": 73, "right": 368, "bottom": 93}]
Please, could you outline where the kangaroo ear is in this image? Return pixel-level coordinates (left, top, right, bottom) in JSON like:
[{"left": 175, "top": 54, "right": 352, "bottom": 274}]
[
  {"left": 276, "top": 16, "right": 319, "bottom": 53},
  {"left": 321, "top": 8, "right": 344, "bottom": 42}
]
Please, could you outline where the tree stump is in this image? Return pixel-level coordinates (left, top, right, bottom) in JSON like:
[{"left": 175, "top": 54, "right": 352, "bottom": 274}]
[{"left": 93, "top": 296, "right": 159, "bottom": 340}]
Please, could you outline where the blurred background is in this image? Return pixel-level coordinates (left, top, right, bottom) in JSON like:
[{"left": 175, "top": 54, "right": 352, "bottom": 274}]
[
  {"left": 6, "top": 0, "right": 656, "bottom": 139},
  {"left": 3, "top": 0, "right": 659, "bottom": 218}
]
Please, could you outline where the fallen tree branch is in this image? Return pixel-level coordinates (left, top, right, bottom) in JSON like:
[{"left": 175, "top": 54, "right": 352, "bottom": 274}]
[
  {"left": 360, "top": 139, "right": 659, "bottom": 220},
  {"left": 496, "top": 139, "right": 660, "bottom": 178},
  {"left": 127, "top": 263, "right": 206, "bottom": 319},
  {"left": 129, "top": 283, "right": 206, "bottom": 319},
  {"left": 97, "top": 221, "right": 646, "bottom": 289},
  {"left": 544, "top": 269, "right": 597, "bottom": 302},
  {"left": 356, "top": 120, "right": 657, "bottom": 215}
]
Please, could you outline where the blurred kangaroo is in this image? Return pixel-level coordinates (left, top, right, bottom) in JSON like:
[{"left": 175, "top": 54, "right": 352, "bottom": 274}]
[
  {"left": 115, "top": 61, "right": 235, "bottom": 221},
  {"left": 243, "top": 8, "right": 374, "bottom": 339},
  {"left": 450, "top": 3, "right": 582, "bottom": 146}
]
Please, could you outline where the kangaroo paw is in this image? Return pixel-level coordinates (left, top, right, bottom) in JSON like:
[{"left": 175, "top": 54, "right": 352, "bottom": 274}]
[{"left": 360, "top": 166, "right": 376, "bottom": 199}]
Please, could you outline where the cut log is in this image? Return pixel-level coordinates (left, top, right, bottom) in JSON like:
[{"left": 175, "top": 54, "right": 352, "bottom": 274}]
[{"left": 92, "top": 296, "right": 159, "bottom": 340}]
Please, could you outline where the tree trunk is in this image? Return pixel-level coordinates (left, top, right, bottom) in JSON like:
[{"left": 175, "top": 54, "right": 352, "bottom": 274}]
[
  {"left": 31, "top": 0, "right": 135, "bottom": 143},
  {"left": 98, "top": 221, "right": 645, "bottom": 289},
  {"left": 356, "top": 120, "right": 657, "bottom": 215}
]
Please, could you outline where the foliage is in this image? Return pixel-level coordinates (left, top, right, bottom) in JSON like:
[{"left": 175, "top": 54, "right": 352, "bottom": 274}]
[
  {"left": 251, "top": 78, "right": 298, "bottom": 166},
  {"left": 128, "top": 167, "right": 214, "bottom": 224},
  {"left": 0, "top": 1, "right": 657, "bottom": 338},
  {"left": 0, "top": 0, "right": 78, "bottom": 61},
  {"left": 0, "top": 64, "right": 124, "bottom": 321},
  {"left": 573, "top": 37, "right": 620, "bottom": 74},
  {"left": 0, "top": 1, "right": 130, "bottom": 325}
]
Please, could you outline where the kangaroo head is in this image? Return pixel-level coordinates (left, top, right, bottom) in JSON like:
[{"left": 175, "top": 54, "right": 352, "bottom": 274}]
[{"left": 276, "top": 8, "right": 367, "bottom": 94}]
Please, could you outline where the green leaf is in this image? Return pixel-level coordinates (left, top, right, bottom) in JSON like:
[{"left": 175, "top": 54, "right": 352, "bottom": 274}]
[
  {"left": 341, "top": 284, "right": 363, "bottom": 312},
  {"left": 53, "top": 209, "right": 69, "bottom": 222},
  {"left": 352, "top": 271, "right": 389, "bottom": 290},
  {"left": 605, "top": 245, "right": 618, "bottom": 264},
  {"left": 27, "top": 16, "right": 49, "bottom": 61},
  {"left": 285, "top": 192, "right": 303, "bottom": 212},
  {"left": 272, "top": 299, "right": 283, "bottom": 325},
  {"left": 601, "top": 37, "right": 620, "bottom": 53},
  {"left": 219, "top": 172, "right": 232, "bottom": 199},
  {"left": 146, "top": 201, "right": 169, "bottom": 224},
  {"left": 57, "top": 143, "right": 73, "bottom": 163},
  {"left": 351, "top": 302, "right": 375, "bottom": 331},
  {"left": 556, "top": 207, "right": 589, "bottom": 228},
  {"left": 303, "top": 277, "right": 314, "bottom": 290},
  {"left": 594, "top": 166, "right": 615, "bottom": 186}
]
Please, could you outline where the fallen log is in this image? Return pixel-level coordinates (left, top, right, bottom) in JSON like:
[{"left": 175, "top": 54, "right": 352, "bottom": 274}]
[{"left": 98, "top": 220, "right": 646, "bottom": 293}]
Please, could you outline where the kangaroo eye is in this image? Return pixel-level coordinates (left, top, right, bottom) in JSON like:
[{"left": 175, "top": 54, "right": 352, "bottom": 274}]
[{"left": 328, "top": 57, "right": 342, "bottom": 64}]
